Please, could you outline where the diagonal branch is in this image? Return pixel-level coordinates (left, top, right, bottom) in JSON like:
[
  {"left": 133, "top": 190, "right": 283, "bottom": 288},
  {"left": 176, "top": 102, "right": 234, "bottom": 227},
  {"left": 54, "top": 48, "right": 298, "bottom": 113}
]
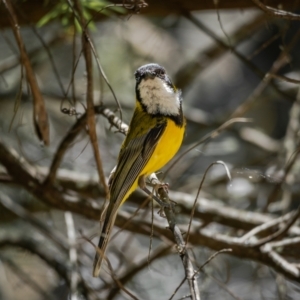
[
  {"left": 44, "top": 105, "right": 128, "bottom": 186},
  {"left": 0, "top": 191, "right": 68, "bottom": 251},
  {"left": 148, "top": 174, "right": 201, "bottom": 300},
  {"left": 70, "top": 0, "right": 109, "bottom": 197},
  {"left": 2, "top": 0, "right": 49, "bottom": 145},
  {"left": 0, "top": 235, "right": 70, "bottom": 284},
  {"left": 252, "top": 0, "right": 300, "bottom": 20}
]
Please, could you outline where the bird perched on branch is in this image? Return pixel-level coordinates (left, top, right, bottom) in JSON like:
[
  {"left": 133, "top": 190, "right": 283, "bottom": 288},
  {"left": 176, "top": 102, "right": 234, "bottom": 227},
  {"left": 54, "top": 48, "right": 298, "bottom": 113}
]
[{"left": 93, "top": 63, "right": 186, "bottom": 277}]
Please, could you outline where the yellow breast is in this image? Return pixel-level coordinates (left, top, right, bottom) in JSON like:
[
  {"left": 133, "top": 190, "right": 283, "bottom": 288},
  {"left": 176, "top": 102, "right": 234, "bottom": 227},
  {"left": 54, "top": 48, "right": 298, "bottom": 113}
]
[
  {"left": 120, "top": 117, "right": 185, "bottom": 204},
  {"left": 141, "top": 118, "right": 185, "bottom": 176}
]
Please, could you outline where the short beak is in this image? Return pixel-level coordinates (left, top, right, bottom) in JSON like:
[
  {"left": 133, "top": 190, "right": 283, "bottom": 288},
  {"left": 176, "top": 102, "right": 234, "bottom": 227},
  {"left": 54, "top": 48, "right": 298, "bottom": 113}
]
[{"left": 143, "top": 71, "right": 156, "bottom": 80}]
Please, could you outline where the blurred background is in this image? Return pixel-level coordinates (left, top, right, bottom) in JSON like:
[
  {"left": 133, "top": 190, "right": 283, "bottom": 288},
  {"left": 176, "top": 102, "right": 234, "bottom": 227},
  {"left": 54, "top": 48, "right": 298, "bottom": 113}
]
[{"left": 0, "top": 1, "right": 300, "bottom": 299}]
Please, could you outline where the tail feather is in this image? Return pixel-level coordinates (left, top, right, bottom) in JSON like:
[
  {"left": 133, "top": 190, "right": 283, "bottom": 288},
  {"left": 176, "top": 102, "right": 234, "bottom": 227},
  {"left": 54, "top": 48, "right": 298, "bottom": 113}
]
[
  {"left": 93, "top": 181, "right": 136, "bottom": 277},
  {"left": 92, "top": 208, "right": 117, "bottom": 277}
]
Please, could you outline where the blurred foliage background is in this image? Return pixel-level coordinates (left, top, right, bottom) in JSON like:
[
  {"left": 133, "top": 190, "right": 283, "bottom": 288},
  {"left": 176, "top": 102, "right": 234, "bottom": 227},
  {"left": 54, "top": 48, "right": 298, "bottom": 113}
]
[{"left": 1, "top": 0, "right": 300, "bottom": 299}]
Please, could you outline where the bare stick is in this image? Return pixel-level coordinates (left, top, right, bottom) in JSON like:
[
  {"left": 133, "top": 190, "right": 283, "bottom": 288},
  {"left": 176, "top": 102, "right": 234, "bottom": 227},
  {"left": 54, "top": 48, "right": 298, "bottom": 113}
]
[
  {"left": 2, "top": 0, "right": 49, "bottom": 145},
  {"left": 44, "top": 113, "right": 87, "bottom": 185},
  {"left": 182, "top": 9, "right": 293, "bottom": 102},
  {"left": 65, "top": 212, "right": 79, "bottom": 300},
  {"left": 107, "top": 244, "right": 171, "bottom": 299},
  {"left": 149, "top": 174, "right": 201, "bottom": 300},
  {"left": 254, "top": 208, "right": 300, "bottom": 246},
  {"left": 71, "top": 0, "right": 109, "bottom": 197},
  {"left": 196, "top": 249, "right": 232, "bottom": 274},
  {"left": 251, "top": 0, "right": 300, "bottom": 21},
  {"left": 186, "top": 161, "right": 231, "bottom": 246},
  {"left": 231, "top": 29, "right": 300, "bottom": 119},
  {"left": 239, "top": 211, "right": 293, "bottom": 243},
  {"left": 0, "top": 235, "right": 70, "bottom": 284},
  {"left": 0, "top": 255, "right": 55, "bottom": 300},
  {"left": 261, "top": 238, "right": 300, "bottom": 277},
  {"left": 2, "top": 139, "right": 300, "bottom": 283},
  {"left": 164, "top": 118, "right": 250, "bottom": 179},
  {"left": 0, "top": 191, "right": 68, "bottom": 251},
  {"left": 81, "top": 235, "right": 139, "bottom": 300}
]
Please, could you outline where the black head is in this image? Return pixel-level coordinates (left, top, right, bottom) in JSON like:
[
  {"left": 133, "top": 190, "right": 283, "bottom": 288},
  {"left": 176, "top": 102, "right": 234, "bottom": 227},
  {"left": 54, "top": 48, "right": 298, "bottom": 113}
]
[
  {"left": 134, "top": 63, "right": 184, "bottom": 126},
  {"left": 134, "top": 63, "right": 173, "bottom": 87}
]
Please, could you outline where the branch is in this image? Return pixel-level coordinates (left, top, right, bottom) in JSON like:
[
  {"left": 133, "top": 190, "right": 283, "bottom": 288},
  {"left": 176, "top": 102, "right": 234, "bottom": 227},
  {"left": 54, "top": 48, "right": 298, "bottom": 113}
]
[
  {"left": 1, "top": 138, "right": 300, "bottom": 282},
  {"left": 174, "top": 12, "right": 269, "bottom": 89},
  {"left": 2, "top": 147, "right": 300, "bottom": 238},
  {"left": 0, "top": 191, "right": 68, "bottom": 252},
  {"left": 0, "top": 255, "right": 55, "bottom": 300},
  {"left": 231, "top": 29, "right": 300, "bottom": 118},
  {"left": 1, "top": 1, "right": 299, "bottom": 28},
  {"left": 182, "top": 9, "right": 293, "bottom": 103},
  {"left": 44, "top": 105, "right": 128, "bottom": 186},
  {"left": 107, "top": 245, "right": 171, "bottom": 299},
  {"left": 2, "top": 0, "right": 49, "bottom": 145},
  {"left": 252, "top": 0, "right": 300, "bottom": 20},
  {"left": 2, "top": 139, "right": 300, "bottom": 239},
  {"left": 239, "top": 208, "right": 300, "bottom": 247},
  {"left": 261, "top": 237, "right": 300, "bottom": 277},
  {"left": 106, "top": 209, "right": 300, "bottom": 283},
  {"left": 149, "top": 174, "right": 201, "bottom": 300},
  {"left": 0, "top": 235, "right": 70, "bottom": 284},
  {"left": 71, "top": 0, "right": 109, "bottom": 197}
]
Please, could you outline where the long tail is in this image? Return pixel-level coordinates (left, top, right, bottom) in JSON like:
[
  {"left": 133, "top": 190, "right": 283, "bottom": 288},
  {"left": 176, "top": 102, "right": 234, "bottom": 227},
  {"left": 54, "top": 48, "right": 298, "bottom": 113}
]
[
  {"left": 92, "top": 203, "right": 117, "bottom": 277},
  {"left": 93, "top": 176, "right": 137, "bottom": 277}
]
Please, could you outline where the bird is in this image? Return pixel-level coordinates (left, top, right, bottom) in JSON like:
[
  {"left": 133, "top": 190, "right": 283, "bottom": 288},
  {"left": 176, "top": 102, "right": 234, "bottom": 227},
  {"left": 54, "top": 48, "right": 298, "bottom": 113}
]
[{"left": 93, "top": 63, "right": 186, "bottom": 277}]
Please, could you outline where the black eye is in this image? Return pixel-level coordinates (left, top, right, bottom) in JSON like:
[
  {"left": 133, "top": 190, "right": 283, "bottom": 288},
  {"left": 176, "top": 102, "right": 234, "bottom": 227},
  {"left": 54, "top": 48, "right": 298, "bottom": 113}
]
[{"left": 156, "top": 68, "right": 165, "bottom": 76}]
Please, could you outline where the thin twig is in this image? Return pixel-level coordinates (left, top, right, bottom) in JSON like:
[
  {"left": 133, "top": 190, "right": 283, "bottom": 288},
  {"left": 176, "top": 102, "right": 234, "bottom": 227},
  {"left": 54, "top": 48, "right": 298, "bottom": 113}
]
[
  {"left": 0, "top": 255, "right": 55, "bottom": 300},
  {"left": 251, "top": 207, "right": 300, "bottom": 248},
  {"left": 149, "top": 174, "right": 201, "bottom": 300},
  {"left": 239, "top": 208, "right": 300, "bottom": 245},
  {"left": 231, "top": 29, "right": 300, "bottom": 119},
  {"left": 265, "top": 147, "right": 300, "bottom": 211},
  {"left": 1, "top": 138, "right": 300, "bottom": 283},
  {"left": 0, "top": 235, "right": 70, "bottom": 284},
  {"left": 269, "top": 73, "right": 300, "bottom": 84},
  {"left": 69, "top": 0, "right": 123, "bottom": 120},
  {"left": 203, "top": 270, "right": 244, "bottom": 300},
  {"left": 2, "top": 0, "right": 49, "bottom": 145},
  {"left": 107, "top": 244, "right": 171, "bottom": 299},
  {"left": 82, "top": 235, "right": 139, "bottom": 300},
  {"left": 182, "top": 9, "right": 294, "bottom": 102},
  {"left": 239, "top": 211, "right": 294, "bottom": 243},
  {"left": 196, "top": 249, "right": 232, "bottom": 274},
  {"left": 213, "top": 0, "right": 231, "bottom": 47},
  {"left": 44, "top": 104, "right": 128, "bottom": 185},
  {"left": 185, "top": 161, "right": 231, "bottom": 246},
  {"left": 261, "top": 238, "right": 300, "bottom": 277},
  {"left": 251, "top": 0, "right": 300, "bottom": 21},
  {"left": 164, "top": 118, "right": 248, "bottom": 180},
  {"left": 169, "top": 277, "right": 187, "bottom": 300},
  {"left": 65, "top": 211, "right": 79, "bottom": 300},
  {"left": 173, "top": 12, "right": 267, "bottom": 88},
  {"left": 44, "top": 112, "right": 87, "bottom": 185},
  {"left": 0, "top": 191, "right": 68, "bottom": 251},
  {"left": 72, "top": 0, "right": 109, "bottom": 197},
  {"left": 111, "top": 196, "right": 151, "bottom": 243}
]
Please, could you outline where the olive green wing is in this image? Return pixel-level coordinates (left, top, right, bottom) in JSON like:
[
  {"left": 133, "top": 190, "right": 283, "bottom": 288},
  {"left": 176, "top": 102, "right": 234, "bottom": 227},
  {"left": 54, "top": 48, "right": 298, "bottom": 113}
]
[
  {"left": 109, "top": 116, "right": 166, "bottom": 207},
  {"left": 92, "top": 115, "right": 166, "bottom": 276}
]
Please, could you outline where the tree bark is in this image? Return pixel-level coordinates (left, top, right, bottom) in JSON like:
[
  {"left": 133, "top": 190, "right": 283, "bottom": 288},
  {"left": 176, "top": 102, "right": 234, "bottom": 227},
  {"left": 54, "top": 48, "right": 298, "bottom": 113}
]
[{"left": 0, "top": 0, "right": 299, "bottom": 28}]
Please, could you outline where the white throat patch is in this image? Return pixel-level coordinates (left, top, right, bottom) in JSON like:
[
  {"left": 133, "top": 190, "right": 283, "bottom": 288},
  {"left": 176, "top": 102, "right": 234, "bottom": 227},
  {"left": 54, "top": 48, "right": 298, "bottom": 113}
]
[{"left": 138, "top": 77, "right": 180, "bottom": 116}]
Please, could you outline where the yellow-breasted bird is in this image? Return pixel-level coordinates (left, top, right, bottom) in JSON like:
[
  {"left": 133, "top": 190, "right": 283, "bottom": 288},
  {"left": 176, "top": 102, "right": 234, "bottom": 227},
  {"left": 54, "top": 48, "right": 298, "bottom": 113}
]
[{"left": 93, "top": 63, "right": 186, "bottom": 277}]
